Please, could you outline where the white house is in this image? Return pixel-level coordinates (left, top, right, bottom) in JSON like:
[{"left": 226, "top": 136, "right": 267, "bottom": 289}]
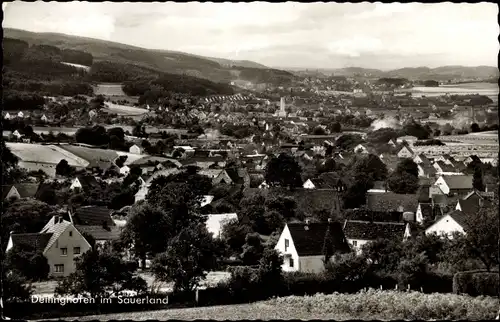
[
  {"left": 129, "top": 144, "right": 144, "bottom": 155},
  {"left": 343, "top": 220, "right": 411, "bottom": 255},
  {"left": 434, "top": 175, "right": 473, "bottom": 195},
  {"left": 425, "top": 211, "right": 467, "bottom": 238},
  {"left": 354, "top": 144, "right": 369, "bottom": 154},
  {"left": 12, "top": 130, "right": 23, "bottom": 139},
  {"left": 119, "top": 165, "right": 131, "bottom": 175},
  {"left": 396, "top": 136, "right": 417, "bottom": 144},
  {"left": 274, "top": 221, "right": 350, "bottom": 273},
  {"left": 69, "top": 175, "right": 99, "bottom": 192},
  {"left": 397, "top": 146, "right": 414, "bottom": 159},
  {"left": 4, "top": 112, "right": 12, "bottom": 120},
  {"left": 387, "top": 139, "right": 396, "bottom": 147},
  {"left": 6, "top": 215, "right": 92, "bottom": 277},
  {"left": 41, "top": 114, "right": 48, "bottom": 122},
  {"left": 17, "top": 111, "right": 25, "bottom": 118},
  {"left": 205, "top": 213, "right": 238, "bottom": 239}
]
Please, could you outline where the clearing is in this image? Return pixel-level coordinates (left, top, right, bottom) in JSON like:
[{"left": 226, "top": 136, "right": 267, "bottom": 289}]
[{"left": 103, "top": 102, "right": 148, "bottom": 116}]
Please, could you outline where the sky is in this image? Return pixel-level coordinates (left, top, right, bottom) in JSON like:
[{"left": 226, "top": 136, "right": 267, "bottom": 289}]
[{"left": 3, "top": 2, "right": 499, "bottom": 70}]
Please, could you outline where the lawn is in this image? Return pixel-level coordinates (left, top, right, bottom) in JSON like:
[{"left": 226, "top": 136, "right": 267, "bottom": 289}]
[
  {"left": 103, "top": 102, "right": 148, "bottom": 116},
  {"left": 55, "top": 290, "right": 499, "bottom": 321}
]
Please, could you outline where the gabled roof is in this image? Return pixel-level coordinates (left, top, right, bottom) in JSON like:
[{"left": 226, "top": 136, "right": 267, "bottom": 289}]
[
  {"left": 447, "top": 210, "right": 470, "bottom": 231},
  {"left": 398, "top": 145, "right": 414, "bottom": 154},
  {"left": 287, "top": 221, "right": 350, "bottom": 256},
  {"left": 366, "top": 192, "right": 419, "bottom": 213},
  {"left": 40, "top": 219, "right": 73, "bottom": 253},
  {"left": 2, "top": 183, "right": 40, "bottom": 199},
  {"left": 75, "top": 175, "right": 100, "bottom": 190},
  {"left": 435, "top": 161, "right": 456, "bottom": 173},
  {"left": 456, "top": 199, "right": 480, "bottom": 215},
  {"left": 343, "top": 220, "right": 407, "bottom": 241},
  {"left": 75, "top": 225, "right": 121, "bottom": 241},
  {"left": 417, "top": 185, "right": 431, "bottom": 203},
  {"left": 72, "top": 206, "right": 115, "bottom": 227},
  {"left": 9, "top": 232, "right": 53, "bottom": 253},
  {"left": 440, "top": 175, "right": 473, "bottom": 190}
]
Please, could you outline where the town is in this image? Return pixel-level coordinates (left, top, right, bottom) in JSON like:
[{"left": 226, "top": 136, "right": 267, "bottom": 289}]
[{"left": 2, "top": 2, "right": 499, "bottom": 321}]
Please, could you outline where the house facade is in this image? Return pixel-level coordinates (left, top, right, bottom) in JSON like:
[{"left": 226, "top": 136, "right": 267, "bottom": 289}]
[
  {"left": 6, "top": 215, "right": 92, "bottom": 277},
  {"left": 274, "top": 222, "right": 349, "bottom": 273},
  {"left": 397, "top": 146, "right": 414, "bottom": 158},
  {"left": 129, "top": 144, "right": 144, "bottom": 155},
  {"left": 425, "top": 211, "right": 467, "bottom": 238},
  {"left": 434, "top": 175, "right": 473, "bottom": 195}
]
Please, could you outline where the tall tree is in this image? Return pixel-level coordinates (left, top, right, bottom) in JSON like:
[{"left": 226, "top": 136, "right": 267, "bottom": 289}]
[
  {"left": 472, "top": 165, "right": 485, "bottom": 191},
  {"left": 264, "top": 153, "right": 302, "bottom": 189}
]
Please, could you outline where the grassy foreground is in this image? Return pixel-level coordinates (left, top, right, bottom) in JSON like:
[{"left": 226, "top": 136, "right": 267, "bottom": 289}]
[{"left": 60, "top": 290, "right": 498, "bottom": 321}]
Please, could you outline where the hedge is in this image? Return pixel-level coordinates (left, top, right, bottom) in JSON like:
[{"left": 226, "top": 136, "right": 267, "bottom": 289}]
[{"left": 453, "top": 270, "right": 499, "bottom": 297}]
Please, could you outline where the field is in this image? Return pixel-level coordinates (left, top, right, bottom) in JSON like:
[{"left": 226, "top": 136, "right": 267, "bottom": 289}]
[
  {"left": 94, "top": 84, "right": 127, "bottom": 96},
  {"left": 103, "top": 102, "right": 148, "bottom": 116},
  {"left": 61, "top": 290, "right": 499, "bottom": 321},
  {"left": 5, "top": 143, "right": 89, "bottom": 167}
]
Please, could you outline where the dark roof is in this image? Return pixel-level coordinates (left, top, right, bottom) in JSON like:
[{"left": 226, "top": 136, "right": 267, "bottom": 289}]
[
  {"left": 72, "top": 206, "right": 115, "bottom": 227},
  {"left": 436, "top": 161, "right": 456, "bottom": 173},
  {"left": 432, "top": 194, "right": 448, "bottom": 205},
  {"left": 345, "top": 209, "right": 403, "bottom": 222},
  {"left": 343, "top": 220, "right": 407, "bottom": 241},
  {"left": 75, "top": 225, "right": 121, "bottom": 241},
  {"left": 366, "top": 192, "right": 419, "bottom": 213},
  {"left": 10, "top": 233, "right": 53, "bottom": 253},
  {"left": 417, "top": 185, "right": 431, "bottom": 203},
  {"left": 457, "top": 199, "right": 480, "bottom": 215},
  {"left": 441, "top": 175, "right": 473, "bottom": 190},
  {"left": 419, "top": 203, "right": 434, "bottom": 221},
  {"left": 225, "top": 167, "right": 248, "bottom": 184},
  {"left": 76, "top": 175, "right": 100, "bottom": 190},
  {"left": 287, "top": 221, "right": 350, "bottom": 256},
  {"left": 447, "top": 210, "right": 471, "bottom": 230}
]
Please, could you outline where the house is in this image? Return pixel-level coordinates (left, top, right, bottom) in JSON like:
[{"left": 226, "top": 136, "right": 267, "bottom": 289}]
[
  {"left": 129, "top": 144, "right": 144, "bottom": 155},
  {"left": 2, "top": 183, "right": 40, "bottom": 201},
  {"left": 343, "top": 220, "right": 411, "bottom": 254},
  {"left": 366, "top": 192, "right": 419, "bottom": 214},
  {"left": 415, "top": 203, "right": 443, "bottom": 224},
  {"left": 413, "top": 154, "right": 431, "bottom": 165},
  {"left": 434, "top": 175, "right": 473, "bottom": 195},
  {"left": 70, "top": 206, "right": 121, "bottom": 244},
  {"left": 4, "top": 112, "right": 11, "bottom": 120},
  {"left": 200, "top": 195, "right": 214, "bottom": 208},
  {"left": 397, "top": 146, "right": 414, "bottom": 158},
  {"left": 69, "top": 175, "right": 100, "bottom": 192},
  {"left": 387, "top": 139, "right": 397, "bottom": 147},
  {"left": 353, "top": 144, "right": 369, "bottom": 154},
  {"left": 303, "top": 178, "right": 328, "bottom": 189},
  {"left": 367, "top": 181, "right": 388, "bottom": 193},
  {"left": 17, "top": 111, "right": 25, "bottom": 118},
  {"left": 463, "top": 155, "right": 482, "bottom": 166},
  {"left": 274, "top": 221, "right": 350, "bottom": 273},
  {"left": 41, "top": 114, "right": 48, "bottom": 122},
  {"left": 455, "top": 199, "right": 481, "bottom": 215},
  {"left": 120, "top": 165, "right": 131, "bottom": 175},
  {"left": 205, "top": 213, "right": 238, "bottom": 239},
  {"left": 12, "top": 130, "right": 23, "bottom": 139},
  {"left": 418, "top": 163, "right": 437, "bottom": 177},
  {"left": 6, "top": 215, "right": 92, "bottom": 277},
  {"left": 224, "top": 167, "right": 251, "bottom": 187},
  {"left": 433, "top": 161, "right": 461, "bottom": 175},
  {"left": 425, "top": 210, "right": 469, "bottom": 238}
]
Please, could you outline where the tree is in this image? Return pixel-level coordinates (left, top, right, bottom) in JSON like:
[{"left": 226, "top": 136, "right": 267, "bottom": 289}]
[
  {"left": 257, "top": 248, "right": 283, "bottom": 298},
  {"left": 241, "top": 232, "right": 264, "bottom": 265},
  {"left": 396, "top": 252, "right": 429, "bottom": 289},
  {"left": 353, "top": 154, "right": 388, "bottom": 182},
  {"left": 120, "top": 203, "right": 172, "bottom": 268},
  {"left": 2, "top": 270, "right": 33, "bottom": 303},
  {"left": 312, "top": 126, "right": 327, "bottom": 135},
  {"left": 473, "top": 165, "right": 485, "bottom": 191},
  {"left": 343, "top": 176, "right": 373, "bottom": 209},
  {"left": 395, "top": 158, "right": 419, "bottom": 178},
  {"left": 330, "top": 121, "right": 342, "bottom": 133},
  {"left": 470, "top": 123, "right": 480, "bottom": 133},
  {"left": 55, "top": 247, "right": 147, "bottom": 298},
  {"left": 1, "top": 139, "right": 24, "bottom": 184},
  {"left": 264, "top": 153, "right": 302, "bottom": 189},
  {"left": 221, "top": 219, "right": 254, "bottom": 255},
  {"left": 5, "top": 244, "right": 50, "bottom": 281},
  {"left": 335, "top": 134, "right": 363, "bottom": 151},
  {"left": 55, "top": 159, "right": 74, "bottom": 176},
  {"left": 151, "top": 223, "right": 223, "bottom": 293},
  {"left": 387, "top": 171, "right": 419, "bottom": 194},
  {"left": 447, "top": 200, "right": 499, "bottom": 271}
]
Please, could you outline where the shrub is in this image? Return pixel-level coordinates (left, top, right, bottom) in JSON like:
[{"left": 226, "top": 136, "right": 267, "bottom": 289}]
[{"left": 453, "top": 270, "right": 499, "bottom": 297}]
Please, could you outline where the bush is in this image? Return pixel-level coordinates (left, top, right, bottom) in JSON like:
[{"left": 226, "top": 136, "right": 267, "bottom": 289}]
[{"left": 453, "top": 270, "right": 499, "bottom": 297}]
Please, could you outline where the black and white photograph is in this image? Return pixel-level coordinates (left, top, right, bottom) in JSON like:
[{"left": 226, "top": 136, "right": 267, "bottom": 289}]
[{"left": 1, "top": 1, "right": 499, "bottom": 320}]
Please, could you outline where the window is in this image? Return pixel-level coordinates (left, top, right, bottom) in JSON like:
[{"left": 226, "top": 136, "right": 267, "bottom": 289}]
[
  {"left": 61, "top": 248, "right": 67, "bottom": 256},
  {"left": 55, "top": 264, "right": 64, "bottom": 273},
  {"left": 289, "top": 258, "right": 294, "bottom": 267},
  {"left": 69, "top": 231, "right": 72, "bottom": 237},
  {"left": 73, "top": 247, "right": 81, "bottom": 255},
  {"left": 284, "top": 239, "right": 289, "bottom": 252},
  {"left": 352, "top": 241, "right": 358, "bottom": 247}
]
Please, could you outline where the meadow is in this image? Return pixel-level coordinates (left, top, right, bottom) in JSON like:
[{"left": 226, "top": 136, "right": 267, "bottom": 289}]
[{"left": 62, "top": 289, "right": 499, "bottom": 321}]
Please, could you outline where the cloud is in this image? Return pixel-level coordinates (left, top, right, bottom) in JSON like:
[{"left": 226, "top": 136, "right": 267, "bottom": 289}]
[
  {"left": 327, "top": 37, "right": 384, "bottom": 57},
  {"left": 349, "top": 3, "right": 414, "bottom": 20}
]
